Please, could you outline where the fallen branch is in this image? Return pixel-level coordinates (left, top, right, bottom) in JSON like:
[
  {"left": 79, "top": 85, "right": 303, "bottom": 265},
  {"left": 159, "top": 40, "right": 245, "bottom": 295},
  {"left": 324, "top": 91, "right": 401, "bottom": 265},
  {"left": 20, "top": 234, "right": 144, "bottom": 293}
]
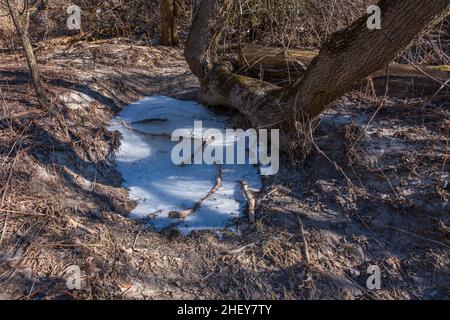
[
  {"left": 169, "top": 165, "right": 223, "bottom": 219},
  {"left": 298, "top": 219, "right": 311, "bottom": 267},
  {"left": 241, "top": 181, "right": 256, "bottom": 224},
  {"left": 67, "top": 216, "right": 97, "bottom": 236}
]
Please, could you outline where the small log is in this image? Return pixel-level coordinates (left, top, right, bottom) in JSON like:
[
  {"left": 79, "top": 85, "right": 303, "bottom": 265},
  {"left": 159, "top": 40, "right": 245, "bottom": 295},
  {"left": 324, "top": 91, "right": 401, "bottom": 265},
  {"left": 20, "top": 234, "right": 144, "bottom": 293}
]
[{"left": 241, "top": 181, "right": 256, "bottom": 224}]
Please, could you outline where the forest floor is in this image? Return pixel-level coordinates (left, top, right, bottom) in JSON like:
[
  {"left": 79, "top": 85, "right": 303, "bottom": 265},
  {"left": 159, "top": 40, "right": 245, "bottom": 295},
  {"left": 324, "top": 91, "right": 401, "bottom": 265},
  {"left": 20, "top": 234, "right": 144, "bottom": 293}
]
[{"left": 0, "top": 38, "right": 449, "bottom": 300}]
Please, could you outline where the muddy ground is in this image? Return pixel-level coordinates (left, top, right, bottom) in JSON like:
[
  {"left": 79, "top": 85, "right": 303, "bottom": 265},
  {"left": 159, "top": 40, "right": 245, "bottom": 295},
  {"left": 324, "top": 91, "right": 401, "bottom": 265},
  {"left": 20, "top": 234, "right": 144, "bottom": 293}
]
[{"left": 0, "top": 38, "right": 448, "bottom": 300}]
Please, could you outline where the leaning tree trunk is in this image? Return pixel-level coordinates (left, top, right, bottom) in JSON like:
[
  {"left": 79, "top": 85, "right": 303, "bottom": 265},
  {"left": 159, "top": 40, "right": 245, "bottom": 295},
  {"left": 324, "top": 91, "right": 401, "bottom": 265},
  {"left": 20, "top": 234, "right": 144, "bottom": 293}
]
[
  {"left": 6, "top": 0, "right": 48, "bottom": 107},
  {"left": 160, "top": 0, "right": 180, "bottom": 46},
  {"left": 185, "top": 0, "right": 450, "bottom": 154}
]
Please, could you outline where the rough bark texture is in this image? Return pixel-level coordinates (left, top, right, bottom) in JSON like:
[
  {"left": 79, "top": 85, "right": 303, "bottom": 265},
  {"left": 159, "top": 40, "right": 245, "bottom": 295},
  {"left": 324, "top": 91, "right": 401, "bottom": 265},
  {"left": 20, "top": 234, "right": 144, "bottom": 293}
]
[
  {"left": 160, "top": 0, "right": 180, "bottom": 46},
  {"left": 184, "top": 0, "right": 234, "bottom": 81},
  {"left": 185, "top": 0, "right": 450, "bottom": 152},
  {"left": 6, "top": 0, "right": 48, "bottom": 107}
]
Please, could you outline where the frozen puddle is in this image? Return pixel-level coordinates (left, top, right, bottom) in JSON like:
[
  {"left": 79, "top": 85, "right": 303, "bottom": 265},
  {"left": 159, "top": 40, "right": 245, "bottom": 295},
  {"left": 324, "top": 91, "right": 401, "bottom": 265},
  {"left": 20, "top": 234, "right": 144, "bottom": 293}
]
[{"left": 109, "top": 96, "right": 261, "bottom": 235}]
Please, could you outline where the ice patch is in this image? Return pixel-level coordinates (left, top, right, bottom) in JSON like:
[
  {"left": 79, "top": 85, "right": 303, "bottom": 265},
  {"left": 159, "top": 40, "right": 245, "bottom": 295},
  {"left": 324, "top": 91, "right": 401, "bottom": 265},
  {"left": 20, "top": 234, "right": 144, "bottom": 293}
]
[{"left": 109, "top": 96, "right": 261, "bottom": 235}]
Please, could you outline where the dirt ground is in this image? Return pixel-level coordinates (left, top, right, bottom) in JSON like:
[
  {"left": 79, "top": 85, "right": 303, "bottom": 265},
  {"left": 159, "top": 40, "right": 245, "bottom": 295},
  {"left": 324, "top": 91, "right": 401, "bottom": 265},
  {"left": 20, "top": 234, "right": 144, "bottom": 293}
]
[{"left": 0, "top": 38, "right": 449, "bottom": 300}]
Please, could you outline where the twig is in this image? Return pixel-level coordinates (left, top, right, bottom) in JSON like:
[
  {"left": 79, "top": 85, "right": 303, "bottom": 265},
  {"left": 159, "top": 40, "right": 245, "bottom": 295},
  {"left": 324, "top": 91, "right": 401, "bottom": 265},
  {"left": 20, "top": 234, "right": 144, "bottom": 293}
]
[
  {"left": 351, "top": 66, "right": 390, "bottom": 149},
  {"left": 236, "top": 0, "right": 249, "bottom": 67},
  {"left": 169, "top": 165, "right": 223, "bottom": 219},
  {"left": 132, "top": 230, "right": 142, "bottom": 251},
  {"left": 127, "top": 118, "right": 168, "bottom": 125},
  {"left": 226, "top": 242, "right": 256, "bottom": 255},
  {"left": 259, "top": 187, "right": 279, "bottom": 202},
  {"left": 67, "top": 217, "right": 97, "bottom": 235},
  {"left": 437, "top": 125, "right": 449, "bottom": 189},
  {"left": 298, "top": 219, "right": 311, "bottom": 266},
  {"left": 433, "top": 78, "right": 450, "bottom": 97},
  {"left": 0, "top": 152, "right": 20, "bottom": 245},
  {"left": 0, "top": 208, "right": 46, "bottom": 217},
  {"left": 40, "top": 243, "right": 102, "bottom": 248}
]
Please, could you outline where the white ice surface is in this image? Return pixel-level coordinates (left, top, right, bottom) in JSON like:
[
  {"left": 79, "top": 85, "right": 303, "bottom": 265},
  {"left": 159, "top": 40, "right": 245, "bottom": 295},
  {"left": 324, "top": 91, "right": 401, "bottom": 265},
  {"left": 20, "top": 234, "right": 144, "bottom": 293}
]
[{"left": 109, "top": 96, "right": 261, "bottom": 235}]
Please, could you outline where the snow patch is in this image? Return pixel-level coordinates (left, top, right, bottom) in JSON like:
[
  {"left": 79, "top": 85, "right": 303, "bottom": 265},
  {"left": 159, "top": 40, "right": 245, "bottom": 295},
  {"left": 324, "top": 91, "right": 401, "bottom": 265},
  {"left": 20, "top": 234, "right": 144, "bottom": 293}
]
[{"left": 109, "top": 96, "right": 261, "bottom": 235}]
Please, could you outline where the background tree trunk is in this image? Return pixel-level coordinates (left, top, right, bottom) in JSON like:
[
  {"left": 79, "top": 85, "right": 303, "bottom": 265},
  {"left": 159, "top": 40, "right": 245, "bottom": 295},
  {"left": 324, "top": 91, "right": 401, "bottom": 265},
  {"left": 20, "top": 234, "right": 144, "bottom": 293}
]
[
  {"left": 6, "top": 0, "right": 48, "bottom": 107},
  {"left": 185, "top": 0, "right": 450, "bottom": 153},
  {"left": 160, "top": 0, "right": 180, "bottom": 46}
]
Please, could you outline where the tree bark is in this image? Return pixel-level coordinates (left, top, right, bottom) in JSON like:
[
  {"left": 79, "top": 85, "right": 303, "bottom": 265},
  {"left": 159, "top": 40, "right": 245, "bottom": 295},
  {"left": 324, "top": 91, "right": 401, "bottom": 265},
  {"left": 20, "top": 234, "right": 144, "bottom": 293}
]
[
  {"left": 160, "top": 0, "right": 180, "bottom": 46},
  {"left": 6, "top": 0, "right": 48, "bottom": 107},
  {"left": 185, "top": 0, "right": 450, "bottom": 152}
]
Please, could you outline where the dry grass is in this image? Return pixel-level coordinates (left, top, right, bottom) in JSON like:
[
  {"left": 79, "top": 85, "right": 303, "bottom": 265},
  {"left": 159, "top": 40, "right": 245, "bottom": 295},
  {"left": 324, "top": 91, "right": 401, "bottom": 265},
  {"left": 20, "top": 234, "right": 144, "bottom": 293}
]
[{"left": 1, "top": 42, "right": 448, "bottom": 299}]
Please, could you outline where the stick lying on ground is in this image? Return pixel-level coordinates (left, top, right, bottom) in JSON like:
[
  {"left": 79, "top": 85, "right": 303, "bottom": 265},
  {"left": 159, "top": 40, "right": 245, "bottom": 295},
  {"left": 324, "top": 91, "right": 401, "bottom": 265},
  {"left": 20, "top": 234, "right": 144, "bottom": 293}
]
[
  {"left": 298, "top": 219, "right": 311, "bottom": 267},
  {"left": 241, "top": 181, "right": 256, "bottom": 224},
  {"left": 169, "top": 165, "right": 223, "bottom": 219}
]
